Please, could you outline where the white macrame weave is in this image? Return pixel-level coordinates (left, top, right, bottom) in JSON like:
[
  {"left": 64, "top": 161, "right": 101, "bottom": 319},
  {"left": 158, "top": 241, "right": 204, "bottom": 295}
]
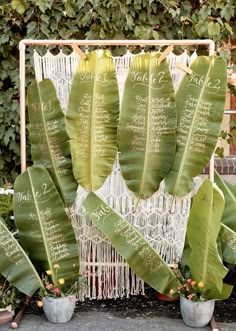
[{"left": 33, "top": 49, "right": 197, "bottom": 299}]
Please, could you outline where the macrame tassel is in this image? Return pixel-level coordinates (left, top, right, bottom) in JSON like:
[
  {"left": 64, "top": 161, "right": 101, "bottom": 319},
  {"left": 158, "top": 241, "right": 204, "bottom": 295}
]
[
  {"left": 189, "top": 50, "right": 198, "bottom": 65},
  {"left": 167, "top": 50, "right": 190, "bottom": 91},
  {"left": 34, "top": 48, "right": 194, "bottom": 300}
]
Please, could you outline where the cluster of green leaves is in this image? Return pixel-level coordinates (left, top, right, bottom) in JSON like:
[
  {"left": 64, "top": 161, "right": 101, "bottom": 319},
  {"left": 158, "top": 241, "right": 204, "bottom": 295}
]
[
  {"left": 0, "top": 275, "right": 24, "bottom": 310},
  {"left": 0, "top": 0, "right": 235, "bottom": 184},
  {"left": 0, "top": 188, "right": 16, "bottom": 232}
]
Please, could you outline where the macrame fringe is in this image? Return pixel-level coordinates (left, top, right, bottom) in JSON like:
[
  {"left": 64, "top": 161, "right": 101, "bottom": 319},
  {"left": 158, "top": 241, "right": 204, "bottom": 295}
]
[{"left": 33, "top": 48, "right": 196, "bottom": 300}]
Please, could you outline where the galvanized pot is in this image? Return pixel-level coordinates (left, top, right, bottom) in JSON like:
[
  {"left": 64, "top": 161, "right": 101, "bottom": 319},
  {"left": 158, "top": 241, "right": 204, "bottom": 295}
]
[
  {"left": 180, "top": 296, "right": 215, "bottom": 328},
  {"left": 42, "top": 295, "right": 76, "bottom": 324}
]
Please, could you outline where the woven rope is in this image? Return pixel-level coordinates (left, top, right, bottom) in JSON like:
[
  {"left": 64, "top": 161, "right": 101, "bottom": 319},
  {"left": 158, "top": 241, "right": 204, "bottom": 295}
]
[{"left": 33, "top": 49, "right": 197, "bottom": 299}]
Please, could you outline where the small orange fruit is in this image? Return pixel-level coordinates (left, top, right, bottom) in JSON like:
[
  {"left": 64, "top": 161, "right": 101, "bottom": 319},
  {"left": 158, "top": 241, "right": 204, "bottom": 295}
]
[{"left": 37, "top": 301, "right": 43, "bottom": 308}]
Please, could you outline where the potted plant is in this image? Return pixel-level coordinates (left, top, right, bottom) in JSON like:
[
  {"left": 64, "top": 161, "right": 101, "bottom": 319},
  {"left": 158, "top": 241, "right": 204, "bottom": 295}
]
[
  {"left": 168, "top": 180, "right": 233, "bottom": 328},
  {"left": 169, "top": 263, "right": 215, "bottom": 327},
  {"left": 0, "top": 165, "right": 81, "bottom": 326},
  {"left": 36, "top": 264, "right": 88, "bottom": 324}
]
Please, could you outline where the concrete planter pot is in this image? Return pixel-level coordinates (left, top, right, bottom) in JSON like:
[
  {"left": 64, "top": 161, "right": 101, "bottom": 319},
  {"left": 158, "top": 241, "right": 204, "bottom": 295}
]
[
  {"left": 42, "top": 295, "right": 76, "bottom": 324},
  {"left": 180, "top": 296, "right": 215, "bottom": 328}
]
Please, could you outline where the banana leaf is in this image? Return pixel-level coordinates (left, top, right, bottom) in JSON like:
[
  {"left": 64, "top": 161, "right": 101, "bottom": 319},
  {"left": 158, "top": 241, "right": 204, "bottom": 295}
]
[
  {"left": 27, "top": 79, "right": 78, "bottom": 207},
  {"left": 214, "top": 170, "right": 236, "bottom": 232},
  {"left": 66, "top": 50, "right": 119, "bottom": 191},
  {"left": 165, "top": 56, "right": 227, "bottom": 197},
  {"left": 84, "top": 192, "right": 179, "bottom": 295},
  {"left": 0, "top": 218, "right": 44, "bottom": 296},
  {"left": 187, "top": 180, "right": 232, "bottom": 300},
  {"left": 13, "top": 166, "right": 80, "bottom": 287},
  {"left": 219, "top": 224, "right": 236, "bottom": 265},
  {"left": 118, "top": 53, "right": 176, "bottom": 200}
]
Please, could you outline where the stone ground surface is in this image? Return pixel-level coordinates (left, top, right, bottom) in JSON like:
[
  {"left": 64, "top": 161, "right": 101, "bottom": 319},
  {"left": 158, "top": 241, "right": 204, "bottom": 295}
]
[
  {"left": 0, "top": 284, "right": 235, "bottom": 330},
  {"left": 0, "top": 311, "right": 235, "bottom": 331}
]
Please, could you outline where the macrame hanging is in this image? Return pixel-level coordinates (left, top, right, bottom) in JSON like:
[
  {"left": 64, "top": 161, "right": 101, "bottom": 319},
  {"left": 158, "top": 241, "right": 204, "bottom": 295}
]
[{"left": 33, "top": 48, "right": 197, "bottom": 300}]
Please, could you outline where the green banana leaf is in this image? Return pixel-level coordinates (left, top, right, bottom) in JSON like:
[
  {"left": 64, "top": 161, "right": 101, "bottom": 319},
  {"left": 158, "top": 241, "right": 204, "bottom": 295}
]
[
  {"left": 187, "top": 180, "right": 232, "bottom": 300},
  {"left": 13, "top": 166, "right": 80, "bottom": 288},
  {"left": 66, "top": 50, "right": 119, "bottom": 191},
  {"left": 165, "top": 56, "right": 227, "bottom": 197},
  {"left": 0, "top": 218, "right": 44, "bottom": 296},
  {"left": 214, "top": 170, "right": 236, "bottom": 232},
  {"left": 84, "top": 192, "right": 179, "bottom": 295},
  {"left": 118, "top": 53, "right": 176, "bottom": 200},
  {"left": 27, "top": 79, "right": 78, "bottom": 207},
  {"left": 219, "top": 224, "right": 236, "bottom": 265}
]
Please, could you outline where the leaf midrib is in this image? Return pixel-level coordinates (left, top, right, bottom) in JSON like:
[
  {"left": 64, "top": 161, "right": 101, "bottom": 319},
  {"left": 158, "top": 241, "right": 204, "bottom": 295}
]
[
  {"left": 90, "top": 53, "right": 96, "bottom": 191},
  {"left": 37, "top": 82, "right": 66, "bottom": 205},
  {"left": 138, "top": 54, "right": 152, "bottom": 202},
  {"left": 28, "top": 168, "right": 56, "bottom": 285}
]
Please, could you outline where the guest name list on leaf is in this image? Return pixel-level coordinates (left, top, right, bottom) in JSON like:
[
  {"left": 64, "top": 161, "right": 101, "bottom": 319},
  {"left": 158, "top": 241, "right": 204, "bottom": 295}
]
[
  {"left": 126, "top": 93, "right": 172, "bottom": 153},
  {"left": 15, "top": 179, "right": 70, "bottom": 263},
  {"left": 66, "top": 51, "right": 119, "bottom": 191},
  {"left": 178, "top": 75, "right": 220, "bottom": 154},
  {"left": 165, "top": 56, "right": 227, "bottom": 197},
  {"left": 0, "top": 220, "right": 44, "bottom": 297},
  {"left": 220, "top": 226, "right": 236, "bottom": 256},
  {"left": 30, "top": 98, "right": 70, "bottom": 174},
  {"left": 13, "top": 166, "right": 79, "bottom": 282},
  {"left": 77, "top": 91, "right": 111, "bottom": 159},
  {"left": 118, "top": 53, "right": 176, "bottom": 199},
  {"left": 0, "top": 222, "right": 25, "bottom": 266},
  {"left": 84, "top": 192, "right": 179, "bottom": 295},
  {"left": 28, "top": 79, "right": 78, "bottom": 207}
]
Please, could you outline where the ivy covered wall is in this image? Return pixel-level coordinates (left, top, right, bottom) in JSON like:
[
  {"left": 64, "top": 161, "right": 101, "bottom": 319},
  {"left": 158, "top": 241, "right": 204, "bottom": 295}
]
[{"left": 0, "top": 0, "right": 235, "bottom": 185}]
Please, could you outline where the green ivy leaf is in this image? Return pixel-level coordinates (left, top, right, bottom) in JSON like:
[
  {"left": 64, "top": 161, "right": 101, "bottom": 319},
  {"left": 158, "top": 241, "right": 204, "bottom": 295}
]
[
  {"left": 40, "top": 14, "right": 50, "bottom": 24},
  {"left": 224, "top": 22, "right": 233, "bottom": 34},
  {"left": 3, "top": 127, "right": 15, "bottom": 145},
  {"left": 207, "top": 21, "right": 221, "bottom": 36},
  {"left": 169, "top": 7, "right": 180, "bottom": 18},
  {"left": 11, "top": 0, "right": 28, "bottom": 14},
  {"left": 195, "top": 20, "right": 207, "bottom": 36},
  {"left": 27, "top": 21, "right": 37, "bottom": 34},
  {"left": 221, "top": 5, "right": 235, "bottom": 21},
  {"left": 99, "top": 28, "right": 105, "bottom": 39},
  {"left": 36, "top": 0, "right": 52, "bottom": 13},
  {"left": 0, "top": 35, "right": 9, "bottom": 44},
  {"left": 215, "top": 146, "right": 224, "bottom": 159},
  {"left": 64, "top": 0, "right": 77, "bottom": 17},
  {"left": 199, "top": 5, "right": 211, "bottom": 21},
  {"left": 181, "top": 1, "right": 192, "bottom": 14},
  {"left": 126, "top": 13, "right": 134, "bottom": 27}
]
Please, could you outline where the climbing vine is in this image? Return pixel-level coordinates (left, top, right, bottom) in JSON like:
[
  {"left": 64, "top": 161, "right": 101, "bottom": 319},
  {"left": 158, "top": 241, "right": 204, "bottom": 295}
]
[{"left": 0, "top": 0, "right": 235, "bottom": 185}]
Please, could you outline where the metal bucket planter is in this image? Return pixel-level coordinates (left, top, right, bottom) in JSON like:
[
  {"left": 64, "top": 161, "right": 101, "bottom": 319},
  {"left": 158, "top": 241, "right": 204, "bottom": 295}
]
[
  {"left": 42, "top": 295, "right": 76, "bottom": 324},
  {"left": 180, "top": 296, "right": 215, "bottom": 328}
]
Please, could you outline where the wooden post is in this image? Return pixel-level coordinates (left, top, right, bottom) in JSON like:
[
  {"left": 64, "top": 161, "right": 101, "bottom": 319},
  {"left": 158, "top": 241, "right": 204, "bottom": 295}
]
[{"left": 10, "top": 296, "right": 31, "bottom": 329}]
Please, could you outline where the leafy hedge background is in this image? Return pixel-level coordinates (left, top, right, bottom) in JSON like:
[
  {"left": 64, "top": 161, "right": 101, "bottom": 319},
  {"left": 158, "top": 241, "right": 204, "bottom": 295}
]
[{"left": 0, "top": 0, "right": 235, "bottom": 186}]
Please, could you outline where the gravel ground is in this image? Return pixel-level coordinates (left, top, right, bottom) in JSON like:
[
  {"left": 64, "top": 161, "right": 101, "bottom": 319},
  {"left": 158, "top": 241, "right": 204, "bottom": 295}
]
[{"left": 77, "top": 285, "right": 236, "bottom": 324}]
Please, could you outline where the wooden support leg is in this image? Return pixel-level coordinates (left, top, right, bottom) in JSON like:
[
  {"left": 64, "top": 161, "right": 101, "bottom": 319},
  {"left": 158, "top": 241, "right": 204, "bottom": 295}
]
[{"left": 11, "top": 296, "right": 31, "bottom": 329}]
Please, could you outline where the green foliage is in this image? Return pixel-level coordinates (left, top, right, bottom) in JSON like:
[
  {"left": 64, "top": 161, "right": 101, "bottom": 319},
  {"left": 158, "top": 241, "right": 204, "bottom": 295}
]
[
  {"left": 187, "top": 180, "right": 232, "bottom": 300},
  {"left": 28, "top": 80, "right": 78, "bottom": 207},
  {"left": 0, "top": 190, "right": 15, "bottom": 232},
  {"left": 165, "top": 56, "right": 227, "bottom": 197},
  {"left": 67, "top": 50, "right": 119, "bottom": 191},
  {"left": 118, "top": 53, "right": 176, "bottom": 200},
  {"left": 0, "top": 218, "right": 44, "bottom": 297},
  {"left": 84, "top": 191, "right": 179, "bottom": 296},
  {"left": 0, "top": 275, "right": 24, "bottom": 310},
  {"left": 13, "top": 166, "right": 80, "bottom": 285},
  {"left": 0, "top": 0, "right": 235, "bottom": 182}
]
